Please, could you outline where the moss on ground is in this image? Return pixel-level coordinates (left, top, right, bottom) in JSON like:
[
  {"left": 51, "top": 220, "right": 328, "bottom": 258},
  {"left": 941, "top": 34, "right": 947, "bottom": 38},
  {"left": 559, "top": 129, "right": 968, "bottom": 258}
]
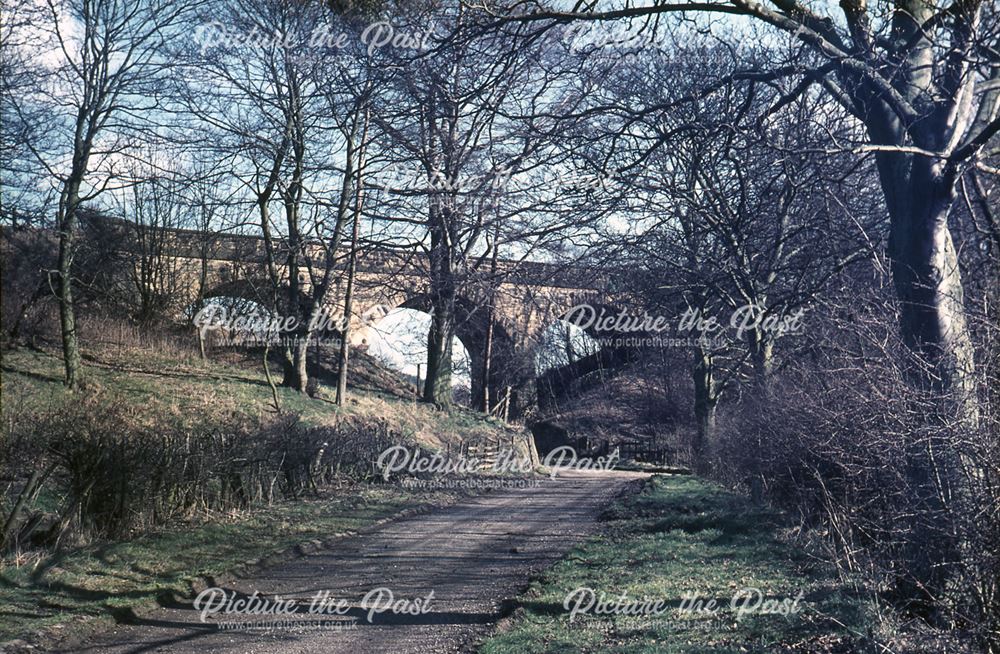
[{"left": 479, "top": 475, "right": 872, "bottom": 654}]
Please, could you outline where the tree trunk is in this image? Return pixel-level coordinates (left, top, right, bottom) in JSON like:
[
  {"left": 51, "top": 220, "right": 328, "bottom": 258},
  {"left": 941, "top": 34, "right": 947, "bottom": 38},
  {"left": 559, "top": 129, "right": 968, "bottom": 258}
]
[
  {"left": 877, "top": 150, "right": 976, "bottom": 607},
  {"left": 282, "top": 211, "right": 308, "bottom": 393},
  {"left": 288, "top": 341, "right": 309, "bottom": 393},
  {"left": 479, "top": 316, "right": 495, "bottom": 412},
  {"left": 423, "top": 214, "right": 456, "bottom": 407},
  {"left": 879, "top": 153, "right": 977, "bottom": 422},
  {"left": 424, "top": 295, "right": 455, "bottom": 407},
  {"left": 57, "top": 177, "right": 84, "bottom": 389},
  {"left": 336, "top": 107, "right": 369, "bottom": 405},
  {"left": 335, "top": 188, "right": 364, "bottom": 406},
  {"left": 479, "top": 221, "right": 501, "bottom": 413},
  {"left": 691, "top": 346, "right": 717, "bottom": 469},
  {"left": 263, "top": 341, "right": 281, "bottom": 414},
  {"left": 335, "top": 249, "right": 357, "bottom": 405},
  {"left": 748, "top": 329, "right": 773, "bottom": 390},
  {"left": 195, "top": 246, "right": 210, "bottom": 359},
  {"left": 255, "top": 128, "right": 293, "bottom": 390},
  {"left": 282, "top": 260, "right": 309, "bottom": 391}
]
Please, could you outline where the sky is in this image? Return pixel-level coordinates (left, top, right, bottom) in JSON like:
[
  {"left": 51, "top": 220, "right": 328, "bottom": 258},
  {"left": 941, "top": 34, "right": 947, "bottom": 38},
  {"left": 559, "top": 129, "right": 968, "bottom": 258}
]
[
  {"left": 365, "top": 308, "right": 472, "bottom": 387},
  {"left": 363, "top": 308, "right": 600, "bottom": 393}
]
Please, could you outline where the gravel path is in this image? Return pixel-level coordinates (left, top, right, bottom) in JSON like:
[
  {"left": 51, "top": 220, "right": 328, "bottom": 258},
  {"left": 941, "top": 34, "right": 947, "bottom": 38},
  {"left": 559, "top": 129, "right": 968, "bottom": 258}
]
[{"left": 63, "top": 470, "right": 646, "bottom": 654}]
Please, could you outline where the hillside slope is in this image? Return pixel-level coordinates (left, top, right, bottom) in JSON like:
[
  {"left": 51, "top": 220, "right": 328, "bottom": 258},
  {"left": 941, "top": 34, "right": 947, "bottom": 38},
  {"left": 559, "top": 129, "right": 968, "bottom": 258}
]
[{"left": 0, "top": 338, "right": 529, "bottom": 647}]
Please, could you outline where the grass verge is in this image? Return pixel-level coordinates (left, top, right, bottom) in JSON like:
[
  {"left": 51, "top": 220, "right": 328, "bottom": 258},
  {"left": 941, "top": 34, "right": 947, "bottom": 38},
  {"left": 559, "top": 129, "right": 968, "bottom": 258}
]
[
  {"left": 479, "top": 475, "right": 872, "bottom": 654},
  {"left": 0, "top": 484, "right": 460, "bottom": 644},
  {"left": 1, "top": 343, "right": 523, "bottom": 646}
]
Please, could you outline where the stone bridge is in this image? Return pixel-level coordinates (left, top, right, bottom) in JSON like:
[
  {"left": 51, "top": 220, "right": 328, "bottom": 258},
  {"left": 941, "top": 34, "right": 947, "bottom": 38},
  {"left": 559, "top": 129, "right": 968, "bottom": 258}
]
[{"left": 155, "top": 226, "right": 630, "bottom": 415}]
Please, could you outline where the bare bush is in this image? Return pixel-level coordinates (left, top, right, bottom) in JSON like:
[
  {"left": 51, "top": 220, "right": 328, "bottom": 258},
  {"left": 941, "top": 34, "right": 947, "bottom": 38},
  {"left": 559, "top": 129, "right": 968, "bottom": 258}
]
[
  {"left": 711, "top": 283, "right": 1000, "bottom": 651},
  {"left": 0, "top": 227, "right": 57, "bottom": 346},
  {"left": 1, "top": 394, "right": 410, "bottom": 552}
]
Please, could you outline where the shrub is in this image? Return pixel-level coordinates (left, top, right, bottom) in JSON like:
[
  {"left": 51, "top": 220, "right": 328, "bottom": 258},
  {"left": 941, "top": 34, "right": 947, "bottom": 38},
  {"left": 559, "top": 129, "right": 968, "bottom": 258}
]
[
  {"left": 711, "top": 298, "right": 1000, "bottom": 652},
  {"left": 1, "top": 394, "right": 410, "bottom": 550}
]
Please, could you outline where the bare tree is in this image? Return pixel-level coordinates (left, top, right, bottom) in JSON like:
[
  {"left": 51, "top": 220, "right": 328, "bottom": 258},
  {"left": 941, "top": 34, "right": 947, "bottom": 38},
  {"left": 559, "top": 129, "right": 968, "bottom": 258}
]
[
  {"left": 505, "top": 0, "right": 1000, "bottom": 422},
  {"left": 0, "top": 0, "right": 53, "bottom": 226},
  {"left": 371, "top": 1, "right": 597, "bottom": 409},
  {"left": 566, "top": 40, "right": 875, "bottom": 461},
  {"left": 7, "top": 0, "right": 194, "bottom": 387},
  {"left": 119, "top": 172, "right": 186, "bottom": 324},
  {"left": 335, "top": 107, "right": 371, "bottom": 405},
  {"left": 180, "top": 0, "right": 371, "bottom": 392}
]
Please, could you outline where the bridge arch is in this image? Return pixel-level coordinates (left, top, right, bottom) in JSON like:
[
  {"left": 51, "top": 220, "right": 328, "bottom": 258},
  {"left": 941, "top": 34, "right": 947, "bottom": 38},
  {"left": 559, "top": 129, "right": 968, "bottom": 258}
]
[
  {"left": 363, "top": 305, "right": 474, "bottom": 404},
  {"left": 555, "top": 301, "right": 631, "bottom": 342},
  {"left": 534, "top": 301, "right": 641, "bottom": 410},
  {"left": 200, "top": 278, "right": 316, "bottom": 316},
  {"left": 201, "top": 279, "right": 272, "bottom": 306},
  {"left": 353, "top": 292, "right": 522, "bottom": 414}
]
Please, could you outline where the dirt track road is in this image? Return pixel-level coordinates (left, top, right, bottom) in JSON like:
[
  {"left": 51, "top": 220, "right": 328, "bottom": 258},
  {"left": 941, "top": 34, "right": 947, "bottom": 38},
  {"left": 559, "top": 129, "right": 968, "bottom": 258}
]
[{"left": 63, "top": 470, "right": 646, "bottom": 654}]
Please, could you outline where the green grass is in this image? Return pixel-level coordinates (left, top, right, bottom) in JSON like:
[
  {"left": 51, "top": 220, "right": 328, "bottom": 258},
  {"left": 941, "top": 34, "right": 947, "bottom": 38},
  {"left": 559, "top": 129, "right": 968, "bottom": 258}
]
[
  {"left": 0, "top": 343, "right": 523, "bottom": 644},
  {"left": 1, "top": 347, "right": 334, "bottom": 427},
  {"left": 0, "top": 485, "right": 457, "bottom": 642},
  {"left": 0, "top": 346, "right": 513, "bottom": 441},
  {"left": 479, "top": 475, "right": 872, "bottom": 654}
]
